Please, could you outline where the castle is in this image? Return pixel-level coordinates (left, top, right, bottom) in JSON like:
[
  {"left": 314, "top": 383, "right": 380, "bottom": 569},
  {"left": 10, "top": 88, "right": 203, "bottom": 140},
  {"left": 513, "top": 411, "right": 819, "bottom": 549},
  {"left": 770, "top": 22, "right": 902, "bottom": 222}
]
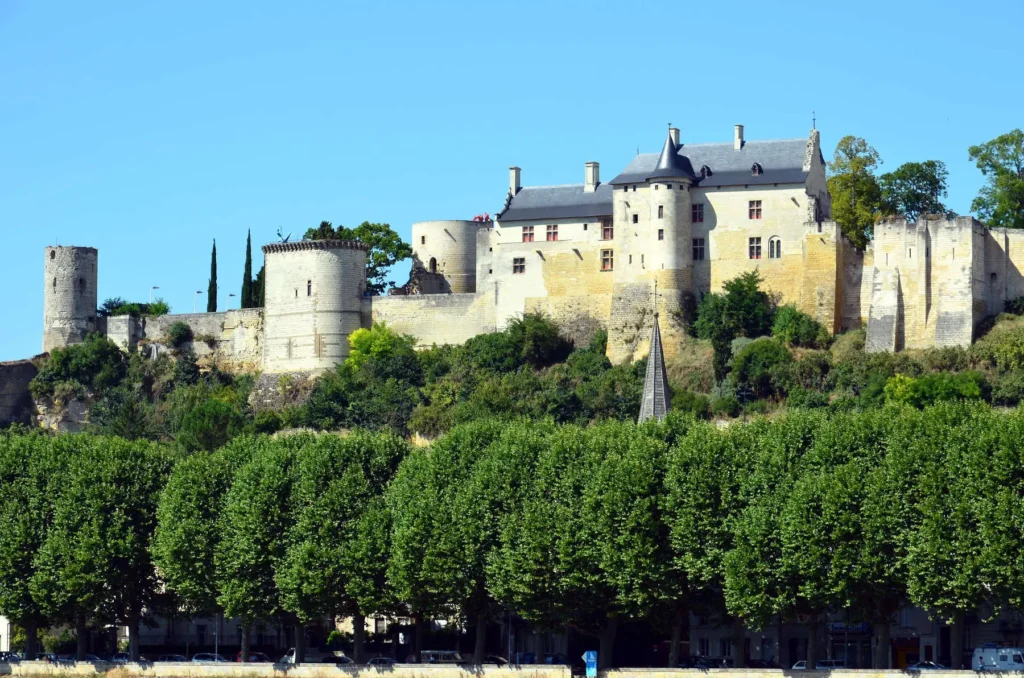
[{"left": 36, "top": 124, "right": 1024, "bottom": 379}]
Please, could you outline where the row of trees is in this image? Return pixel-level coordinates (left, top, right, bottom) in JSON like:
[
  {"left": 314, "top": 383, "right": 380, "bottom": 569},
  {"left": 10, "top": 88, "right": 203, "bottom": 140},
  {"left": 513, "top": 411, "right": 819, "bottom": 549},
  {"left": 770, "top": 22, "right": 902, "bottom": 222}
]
[
  {"left": 826, "top": 128, "right": 1024, "bottom": 247},
  {"left": 4, "top": 402, "right": 1024, "bottom": 668}
]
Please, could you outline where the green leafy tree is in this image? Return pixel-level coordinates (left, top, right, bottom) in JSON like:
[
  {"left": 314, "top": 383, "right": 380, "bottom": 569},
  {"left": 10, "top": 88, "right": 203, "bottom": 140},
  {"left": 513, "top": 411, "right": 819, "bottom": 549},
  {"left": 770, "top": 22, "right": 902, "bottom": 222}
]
[
  {"left": 879, "top": 160, "right": 954, "bottom": 222},
  {"left": 207, "top": 239, "right": 217, "bottom": 312},
  {"left": 827, "top": 136, "right": 883, "bottom": 248},
  {"left": 303, "top": 221, "right": 413, "bottom": 294},
  {"left": 241, "top": 230, "right": 253, "bottom": 308},
  {"left": 693, "top": 271, "right": 775, "bottom": 381},
  {"left": 968, "top": 129, "right": 1024, "bottom": 229}
]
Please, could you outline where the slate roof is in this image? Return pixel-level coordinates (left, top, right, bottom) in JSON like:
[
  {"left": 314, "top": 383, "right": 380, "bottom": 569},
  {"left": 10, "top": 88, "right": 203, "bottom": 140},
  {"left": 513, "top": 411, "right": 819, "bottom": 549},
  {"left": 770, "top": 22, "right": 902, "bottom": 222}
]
[
  {"left": 638, "top": 313, "right": 670, "bottom": 424},
  {"left": 496, "top": 182, "right": 614, "bottom": 222},
  {"left": 611, "top": 138, "right": 810, "bottom": 187}
]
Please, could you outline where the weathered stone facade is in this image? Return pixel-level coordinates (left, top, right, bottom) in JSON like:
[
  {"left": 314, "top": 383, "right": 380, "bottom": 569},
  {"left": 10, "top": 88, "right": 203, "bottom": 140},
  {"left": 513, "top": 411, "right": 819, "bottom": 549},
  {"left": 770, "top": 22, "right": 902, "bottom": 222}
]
[{"left": 36, "top": 125, "right": 1024, "bottom": 378}]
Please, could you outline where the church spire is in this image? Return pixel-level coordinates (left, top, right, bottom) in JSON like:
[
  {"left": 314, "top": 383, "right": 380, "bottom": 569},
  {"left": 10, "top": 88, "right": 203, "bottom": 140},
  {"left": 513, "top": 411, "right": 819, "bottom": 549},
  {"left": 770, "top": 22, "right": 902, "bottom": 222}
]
[{"left": 638, "top": 311, "right": 671, "bottom": 423}]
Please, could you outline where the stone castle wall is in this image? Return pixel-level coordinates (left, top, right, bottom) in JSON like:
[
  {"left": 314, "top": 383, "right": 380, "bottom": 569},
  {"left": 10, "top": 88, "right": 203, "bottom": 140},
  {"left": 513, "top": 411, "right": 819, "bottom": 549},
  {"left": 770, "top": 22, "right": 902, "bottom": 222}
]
[{"left": 368, "top": 290, "right": 497, "bottom": 348}]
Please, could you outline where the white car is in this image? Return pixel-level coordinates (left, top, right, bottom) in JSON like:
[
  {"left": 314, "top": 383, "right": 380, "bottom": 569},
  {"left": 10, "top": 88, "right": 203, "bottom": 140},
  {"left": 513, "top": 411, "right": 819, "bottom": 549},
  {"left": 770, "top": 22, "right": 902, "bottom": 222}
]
[
  {"left": 907, "top": 661, "right": 947, "bottom": 671},
  {"left": 792, "top": 659, "right": 845, "bottom": 669},
  {"left": 191, "top": 653, "right": 229, "bottom": 663}
]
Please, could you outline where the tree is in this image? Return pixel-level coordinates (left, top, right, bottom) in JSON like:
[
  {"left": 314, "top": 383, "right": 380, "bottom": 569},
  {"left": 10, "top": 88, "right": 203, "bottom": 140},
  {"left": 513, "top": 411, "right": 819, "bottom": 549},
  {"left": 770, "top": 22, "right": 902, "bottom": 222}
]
[
  {"left": 241, "top": 230, "right": 253, "bottom": 308},
  {"left": 879, "top": 161, "right": 954, "bottom": 222},
  {"left": 252, "top": 264, "right": 265, "bottom": 307},
  {"left": 827, "top": 136, "right": 883, "bottom": 249},
  {"left": 969, "top": 129, "right": 1024, "bottom": 229},
  {"left": 207, "top": 239, "right": 217, "bottom": 312},
  {"left": 303, "top": 221, "right": 413, "bottom": 294},
  {"left": 693, "top": 271, "right": 775, "bottom": 382}
]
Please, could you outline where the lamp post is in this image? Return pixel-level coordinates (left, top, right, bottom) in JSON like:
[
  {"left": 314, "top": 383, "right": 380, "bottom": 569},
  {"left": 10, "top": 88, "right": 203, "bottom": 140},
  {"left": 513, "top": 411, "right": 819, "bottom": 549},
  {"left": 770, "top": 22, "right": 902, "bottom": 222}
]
[
  {"left": 194, "top": 290, "right": 203, "bottom": 313},
  {"left": 228, "top": 292, "right": 236, "bottom": 309},
  {"left": 150, "top": 286, "right": 160, "bottom": 303}
]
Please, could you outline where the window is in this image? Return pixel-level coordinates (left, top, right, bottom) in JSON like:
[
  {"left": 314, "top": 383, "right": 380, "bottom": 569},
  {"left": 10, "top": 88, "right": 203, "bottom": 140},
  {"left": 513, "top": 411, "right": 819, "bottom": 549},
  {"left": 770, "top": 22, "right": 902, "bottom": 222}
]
[
  {"left": 546, "top": 224, "right": 558, "bottom": 241},
  {"left": 601, "top": 222, "right": 614, "bottom": 240},
  {"left": 429, "top": 257, "right": 437, "bottom": 273},
  {"left": 751, "top": 162, "right": 763, "bottom": 176},
  {"left": 700, "top": 165, "right": 712, "bottom": 178},
  {"left": 307, "top": 280, "right": 312, "bottom": 296},
  {"left": 749, "top": 200, "right": 762, "bottom": 219},
  {"left": 658, "top": 229, "right": 664, "bottom": 241},
  {"left": 749, "top": 237, "right": 762, "bottom": 259},
  {"left": 512, "top": 257, "right": 525, "bottom": 274},
  {"left": 768, "top": 236, "right": 781, "bottom": 259},
  {"left": 632, "top": 214, "right": 639, "bottom": 224},
  {"left": 629, "top": 255, "right": 632, "bottom": 264},
  {"left": 52, "top": 277, "right": 56, "bottom": 290},
  {"left": 78, "top": 277, "right": 85, "bottom": 294},
  {"left": 601, "top": 249, "right": 614, "bottom": 271},
  {"left": 654, "top": 184, "right": 659, "bottom": 190},
  {"left": 667, "top": 184, "right": 673, "bottom": 189},
  {"left": 692, "top": 238, "right": 705, "bottom": 261},
  {"left": 632, "top": 185, "right": 636, "bottom": 192},
  {"left": 50, "top": 250, "right": 55, "bottom": 260},
  {"left": 692, "top": 203, "right": 704, "bottom": 223},
  {"left": 522, "top": 225, "right": 534, "bottom": 242},
  {"left": 583, "top": 223, "right": 588, "bottom": 231},
  {"left": 658, "top": 205, "right": 664, "bottom": 219},
  {"left": 421, "top": 235, "right": 426, "bottom": 245}
]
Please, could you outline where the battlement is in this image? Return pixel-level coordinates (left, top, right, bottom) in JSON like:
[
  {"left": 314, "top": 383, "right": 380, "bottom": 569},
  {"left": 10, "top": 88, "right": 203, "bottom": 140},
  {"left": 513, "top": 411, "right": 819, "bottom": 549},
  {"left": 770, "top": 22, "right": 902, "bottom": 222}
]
[{"left": 262, "top": 239, "right": 369, "bottom": 254}]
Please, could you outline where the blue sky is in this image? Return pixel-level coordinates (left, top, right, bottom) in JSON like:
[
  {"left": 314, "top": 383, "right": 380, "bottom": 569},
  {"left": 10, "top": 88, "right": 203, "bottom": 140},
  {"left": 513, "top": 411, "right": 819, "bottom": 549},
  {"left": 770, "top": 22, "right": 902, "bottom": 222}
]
[{"left": 1, "top": 0, "right": 1021, "bottom": 361}]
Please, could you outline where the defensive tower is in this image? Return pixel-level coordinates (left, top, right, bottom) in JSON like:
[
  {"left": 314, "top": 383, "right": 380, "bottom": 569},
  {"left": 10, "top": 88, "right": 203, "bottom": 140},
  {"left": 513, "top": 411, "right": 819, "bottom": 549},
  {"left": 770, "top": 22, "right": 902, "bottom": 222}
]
[
  {"left": 261, "top": 239, "right": 368, "bottom": 374},
  {"left": 410, "top": 220, "right": 481, "bottom": 293},
  {"left": 42, "top": 246, "right": 98, "bottom": 352}
]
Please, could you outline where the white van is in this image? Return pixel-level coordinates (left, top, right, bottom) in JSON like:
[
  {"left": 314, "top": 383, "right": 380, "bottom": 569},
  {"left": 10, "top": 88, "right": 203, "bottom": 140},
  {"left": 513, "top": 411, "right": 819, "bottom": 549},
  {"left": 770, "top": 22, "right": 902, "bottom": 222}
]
[{"left": 973, "top": 646, "right": 1024, "bottom": 671}]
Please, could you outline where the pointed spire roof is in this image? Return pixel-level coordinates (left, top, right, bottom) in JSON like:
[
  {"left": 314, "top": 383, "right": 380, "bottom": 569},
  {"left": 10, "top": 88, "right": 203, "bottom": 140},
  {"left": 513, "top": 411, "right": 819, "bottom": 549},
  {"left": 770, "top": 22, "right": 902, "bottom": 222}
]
[
  {"left": 638, "top": 312, "right": 671, "bottom": 423},
  {"left": 648, "top": 128, "right": 697, "bottom": 181}
]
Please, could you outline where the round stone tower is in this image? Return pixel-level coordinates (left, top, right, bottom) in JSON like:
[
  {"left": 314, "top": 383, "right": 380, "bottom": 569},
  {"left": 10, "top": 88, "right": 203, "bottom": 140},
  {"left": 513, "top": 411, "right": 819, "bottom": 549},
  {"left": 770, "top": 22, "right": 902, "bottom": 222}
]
[
  {"left": 648, "top": 128, "right": 694, "bottom": 294},
  {"left": 43, "top": 246, "right": 98, "bottom": 352},
  {"left": 410, "top": 219, "right": 480, "bottom": 293},
  {"left": 261, "top": 239, "right": 369, "bottom": 374}
]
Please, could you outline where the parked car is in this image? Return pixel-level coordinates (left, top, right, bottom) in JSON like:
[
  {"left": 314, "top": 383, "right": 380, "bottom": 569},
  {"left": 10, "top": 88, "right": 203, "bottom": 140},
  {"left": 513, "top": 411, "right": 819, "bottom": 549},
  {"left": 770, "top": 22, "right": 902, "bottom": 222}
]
[
  {"left": 792, "top": 659, "right": 845, "bottom": 669},
  {"left": 192, "top": 653, "right": 230, "bottom": 663},
  {"left": 748, "top": 659, "right": 780, "bottom": 668},
  {"left": 543, "top": 653, "right": 569, "bottom": 665},
  {"left": 679, "top": 656, "right": 714, "bottom": 669},
  {"left": 110, "top": 652, "right": 131, "bottom": 664},
  {"left": 485, "top": 655, "right": 509, "bottom": 666},
  {"left": 973, "top": 646, "right": 1024, "bottom": 671},
  {"left": 367, "top": 656, "right": 397, "bottom": 667},
  {"left": 420, "top": 650, "right": 464, "bottom": 664},
  {"left": 0, "top": 652, "right": 20, "bottom": 663},
  {"left": 235, "top": 651, "right": 272, "bottom": 663},
  {"left": 279, "top": 647, "right": 340, "bottom": 664},
  {"left": 157, "top": 654, "right": 187, "bottom": 662},
  {"left": 907, "top": 661, "right": 947, "bottom": 671}
]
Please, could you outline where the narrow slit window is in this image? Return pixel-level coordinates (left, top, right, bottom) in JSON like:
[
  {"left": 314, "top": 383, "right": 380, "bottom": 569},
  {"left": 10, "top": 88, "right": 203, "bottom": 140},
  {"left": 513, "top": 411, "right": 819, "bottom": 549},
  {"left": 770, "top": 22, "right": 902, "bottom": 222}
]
[
  {"left": 307, "top": 280, "right": 312, "bottom": 296},
  {"left": 658, "top": 205, "right": 664, "bottom": 219}
]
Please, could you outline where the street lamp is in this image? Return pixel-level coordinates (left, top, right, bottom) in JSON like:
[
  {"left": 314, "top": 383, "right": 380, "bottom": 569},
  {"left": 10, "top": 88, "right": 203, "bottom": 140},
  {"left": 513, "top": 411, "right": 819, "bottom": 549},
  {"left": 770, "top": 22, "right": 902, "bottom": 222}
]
[
  {"left": 149, "top": 286, "right": 160, "bottom": 303},
  {"left": 228, "top": 292, "right": 236, "bottom": 309},
  {"left": 194, "top": 290, "right": 203, "bottom": 313}
]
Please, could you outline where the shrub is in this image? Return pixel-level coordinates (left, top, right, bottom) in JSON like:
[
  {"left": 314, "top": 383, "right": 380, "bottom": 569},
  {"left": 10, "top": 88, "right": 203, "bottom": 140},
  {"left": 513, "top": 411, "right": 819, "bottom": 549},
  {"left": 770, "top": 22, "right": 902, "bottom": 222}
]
[
  {"left": 787, "top": 386, "right": 829, "bottom": 409},
  {"left": 790, "top": 350, "right": 833, "bottom": 391},
  {"left": 972, "top": 316, "right": 1024, "bottom": 372},
  {"left": 693, "top": 271, "right": 775, "bottom": 381},
  {"left": 745, "top": 399, "right": 770, "bottom": 415},
  {"left": 505, "top": 313, "right": 574, "bottom": 368},
  {"left": 30, "top": 334, "right": 128, "bottom": 399},
  {"left": 918, "top": 346, "right": 971, "bottom": 372},
  {"left": 711, "top": 394, "right": 741, "bottom": 418},
  {"left": 772, "top": 305, "right": 830, "bottom": 348},
  {"left": 992, "top": 371, "right": 1024, "bottom": 406},
  {"left": 98, "top": 297, "right": 170, "bottom": 317},
  {"left": 165, "top": 321, "right": 194, "bottom": 348},
  {"left": 883, "top": 371, "right": 988, "bottom": 408},
  {"left": 729, "top": 338, "right": 793, "bottom": 399},
  {"left": 252, "top": 409, "right": 284, "bottom": 434},
  {"left": 1005, "top": 296, "right": 1024, "bottom": 315},
  {"left": 671, "top": 390, "right": 710, "bottom": 419}
]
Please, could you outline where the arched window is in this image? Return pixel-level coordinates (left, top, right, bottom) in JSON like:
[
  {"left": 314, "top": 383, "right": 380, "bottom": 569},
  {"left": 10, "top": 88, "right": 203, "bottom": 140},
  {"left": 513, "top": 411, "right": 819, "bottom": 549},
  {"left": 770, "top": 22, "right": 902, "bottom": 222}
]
[
  {"left": 768, "top": 236, "right": 782, "bottom": 259},
  {"left": 429, "top": 257, "right": 437, "bottom": 274},
  {"left": 50, "top": 250, "right": 56, "bottom": 260},
  {"left": 751, "top": 163, "right": 763, "bottom": 176}
]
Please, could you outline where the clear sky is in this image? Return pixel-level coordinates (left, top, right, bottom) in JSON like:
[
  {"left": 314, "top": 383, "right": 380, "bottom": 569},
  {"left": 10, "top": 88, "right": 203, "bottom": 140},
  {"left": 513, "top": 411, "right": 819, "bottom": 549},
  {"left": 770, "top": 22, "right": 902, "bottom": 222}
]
[{"left": 1, "top": 0, "right": 1021, "bottom": 361}]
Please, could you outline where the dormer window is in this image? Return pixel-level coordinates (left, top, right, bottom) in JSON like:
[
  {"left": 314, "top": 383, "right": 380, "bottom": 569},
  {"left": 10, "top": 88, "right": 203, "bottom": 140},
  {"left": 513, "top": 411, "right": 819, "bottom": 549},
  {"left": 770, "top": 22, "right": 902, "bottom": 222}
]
[
  {"left": 700, "top": 165, "right": 712, "bottom": 179},
  {"left": 751, "top": 163, "right": 763, "bottom": 176}
]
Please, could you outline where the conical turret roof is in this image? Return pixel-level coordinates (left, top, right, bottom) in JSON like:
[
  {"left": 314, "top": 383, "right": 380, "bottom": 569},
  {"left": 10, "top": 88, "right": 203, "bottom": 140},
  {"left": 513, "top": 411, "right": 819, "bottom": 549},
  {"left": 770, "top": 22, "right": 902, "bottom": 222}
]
[
  {"left": 638, "top": 312, "right": 671, "bottom": 423},
  {"left": 648, "top": 129, "right": 697, "bottom": 181}
]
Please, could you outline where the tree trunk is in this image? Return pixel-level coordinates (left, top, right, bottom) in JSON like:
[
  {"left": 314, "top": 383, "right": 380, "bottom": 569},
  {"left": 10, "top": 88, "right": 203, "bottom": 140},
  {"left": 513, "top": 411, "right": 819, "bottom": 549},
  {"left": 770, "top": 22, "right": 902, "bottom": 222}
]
[
  {"left": 732, "top": 617, "right": 746, "bottom": 668},
  {"left": 950, "top": 612, "right": 965, "bottom": 670},
  {"left": 353, "top": 613, "right": 366, "bottom": 664},
  {"left": 413, "top": 614, "right": 424, "bottom": 663},
  {"left": 127, "top": 615, "right": 141, "bottom": 662},
  {"left": 807, "top": 615, "right": 819, "bottom": 671},
  {"left": 873, "top": 621, "right": 891, "bottom": 669},
  {"left": 24, "top": 618, "right": 38, "bottom": 659},
  {"left": 295, "top": 622, "right": 307, "bottom": 664},
  {"left": 240, "top": 623, "right": 250, "bottom": 663},
  {"left": 598, "top": 616, "right": 619, "bottom": 669},
  {"left": 76, "top": 615, "right": 88, "bottom": 661},
  {"left": 473, "top": 612, "right": 487, "bottom": 665},
  {"left": 391, "top": 622, "right": 401, "bottom": 660},
  {"left": 668, "top": 604, "right": 685, "bottom": 668}
]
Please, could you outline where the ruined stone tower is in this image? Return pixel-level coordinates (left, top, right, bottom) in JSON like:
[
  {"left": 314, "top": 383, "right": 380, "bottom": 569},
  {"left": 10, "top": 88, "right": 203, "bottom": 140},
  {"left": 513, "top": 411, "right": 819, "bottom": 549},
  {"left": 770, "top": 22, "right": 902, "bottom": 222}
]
[{"left": 42, "top": 246, "right": 98, "bottom": 352}]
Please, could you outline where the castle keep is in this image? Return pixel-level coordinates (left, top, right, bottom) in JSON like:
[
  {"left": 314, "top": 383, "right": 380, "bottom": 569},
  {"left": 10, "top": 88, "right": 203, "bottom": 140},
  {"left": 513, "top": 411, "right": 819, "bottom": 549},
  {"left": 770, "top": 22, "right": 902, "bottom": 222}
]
[{"left": 38, "top": 124, "right": 1024, "bottom": 375}]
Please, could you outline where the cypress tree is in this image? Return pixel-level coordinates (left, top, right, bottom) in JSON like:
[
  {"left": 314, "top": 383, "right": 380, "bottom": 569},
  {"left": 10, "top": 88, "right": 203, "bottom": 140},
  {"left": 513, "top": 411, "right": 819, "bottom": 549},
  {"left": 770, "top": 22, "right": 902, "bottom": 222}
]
[
  {"left": 207, "top": 239, "right": 217, "bottom": 312},
  {"left": 241, "top": 231, "right": 253, "bottom": 309},
  {"left": 253, "top": 264, "right": 265, "bottom": 307}
]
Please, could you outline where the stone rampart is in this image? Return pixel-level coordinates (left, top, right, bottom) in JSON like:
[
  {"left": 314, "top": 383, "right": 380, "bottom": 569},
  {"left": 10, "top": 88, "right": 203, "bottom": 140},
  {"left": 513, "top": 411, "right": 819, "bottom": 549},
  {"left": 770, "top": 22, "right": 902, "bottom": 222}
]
[
  {"left": 141, "top": 310, "right": 263, "bottom": 373},
  {"left": 0, "top": 359, "right": 37, "bottom": 427},
  {"left": 368, "top": 291, "right": 496, "bottom": 349}
]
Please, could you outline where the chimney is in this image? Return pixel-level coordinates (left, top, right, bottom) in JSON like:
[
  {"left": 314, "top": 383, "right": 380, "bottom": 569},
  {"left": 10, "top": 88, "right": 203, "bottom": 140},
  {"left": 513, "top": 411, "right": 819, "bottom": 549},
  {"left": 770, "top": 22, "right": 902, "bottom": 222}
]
[
  {"left": 509, "top": 166, "right": 521, "bottom": 195},
  {"left": 584, "top": 161, "right": 600, "bottom": 193},
  {"left": 669, "top": 127, "right": 680, "bottom": 146},
  {"left": 734, "top": 124, "right": 744, "bottom": 150}
]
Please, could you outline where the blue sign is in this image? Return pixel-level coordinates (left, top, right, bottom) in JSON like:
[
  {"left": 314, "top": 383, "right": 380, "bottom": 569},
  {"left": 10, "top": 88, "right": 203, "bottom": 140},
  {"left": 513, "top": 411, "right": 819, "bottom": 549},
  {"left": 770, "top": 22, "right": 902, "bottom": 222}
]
[{"left": 583, "top": 651, "right": 598, "bottom": 677}]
